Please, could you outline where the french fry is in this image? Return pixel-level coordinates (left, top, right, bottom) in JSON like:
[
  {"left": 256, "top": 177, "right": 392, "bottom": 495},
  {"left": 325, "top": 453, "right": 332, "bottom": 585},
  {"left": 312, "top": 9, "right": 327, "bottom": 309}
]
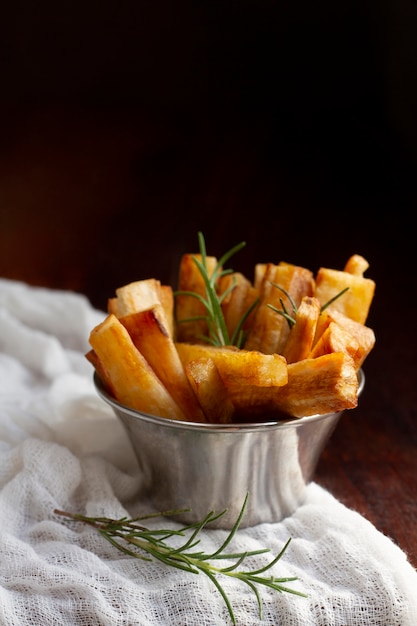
[
  {"left": 85, "top": 348, "right": 112, "bottom": 390},
  {"left": 115, "top": 278, "right": 163, "bottom": 316},
  {"left": 120, "top": 305, "right": 207, "bottom": 423},
  {"left": 175, "top": 253, "right": 218, "bottom": 343},
  {"left": 310, "top": 321, "right": 361, "bottom": 368},
  {"left": 314, "top": 255, "right": 375, "bottom": 325},
  {"left": 175, "top": 342, "right": 288, "bottom": 388},
  {"left": 158, "top": 284, "right": 175, "bottom": 338},
  {"left": 311, "top": 308, "right": 375, "bottom": 370},
  {"left": 217, "top": 272, "right": 259, "bottom": 341},
  {"left": 344, "top": 254, "right": 370, "bottom": 276},
  {"left": 184, "top": 358, "right": 235, "bottom": 423},
  {"left": 230, "top": 352, "right": 358, "bottom": 420},
  {"left": 111, "top": 279, "right": 175, "bottom": 339},
  {"left": 282, "top": 296, "right": 321, "bottom": 364},
  {"left": 87, "top": 239, "right": 375, "bottom": 424},
  {"left": 244, "top": 262, "right": 315, "bottom": 355},
  {"left": 107, "top": 296, "right": 122, "bottom": 316},
  {"left": 89, "top": 313, "right": 186, "bottom": 420},
  {"left": 253, "top": 263, "right": 268, "bottom": 290}
]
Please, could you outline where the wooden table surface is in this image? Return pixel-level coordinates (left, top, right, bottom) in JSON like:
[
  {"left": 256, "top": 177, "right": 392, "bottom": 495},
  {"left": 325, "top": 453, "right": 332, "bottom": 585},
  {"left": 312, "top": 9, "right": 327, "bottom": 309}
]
[{"left": 1, "top": 103, "right": 416, "bottom": 571}]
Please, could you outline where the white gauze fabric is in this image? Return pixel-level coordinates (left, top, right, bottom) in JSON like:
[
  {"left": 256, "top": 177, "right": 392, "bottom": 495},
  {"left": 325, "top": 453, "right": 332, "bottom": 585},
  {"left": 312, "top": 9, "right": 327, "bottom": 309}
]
[{"left": 1, "top": 277, "right": 417, "bottom": 626}]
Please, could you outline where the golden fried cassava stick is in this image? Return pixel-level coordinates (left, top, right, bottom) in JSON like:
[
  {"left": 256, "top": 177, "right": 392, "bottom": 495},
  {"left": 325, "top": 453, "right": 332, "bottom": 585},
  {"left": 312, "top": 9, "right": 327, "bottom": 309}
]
[
  {"left": 89, "top": 313, "right": 186, "bottom": 420},
  {"left": 87, "top": 234, "right": 375, "bottom": 422}
]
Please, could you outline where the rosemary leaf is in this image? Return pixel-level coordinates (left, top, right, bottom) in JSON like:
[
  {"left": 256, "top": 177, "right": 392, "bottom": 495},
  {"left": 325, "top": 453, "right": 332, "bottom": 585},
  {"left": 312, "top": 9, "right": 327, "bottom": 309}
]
[{"left": 54, "top": 494, "right": 306, "bottom": 624}]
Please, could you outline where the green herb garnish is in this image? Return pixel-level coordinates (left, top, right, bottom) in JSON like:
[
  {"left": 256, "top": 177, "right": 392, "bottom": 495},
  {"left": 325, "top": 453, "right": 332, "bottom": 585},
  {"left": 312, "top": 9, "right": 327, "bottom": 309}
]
[
  {"left": 268, "top": 284, "right": 299, "bottom": 329},
  {"left": 175, "top": 232, "right": 258, "bottom": 348},
  {"left": 55, "top": 494, "right": 306, "bottom": 624},
  {"left": 320, "top": 286, "right": 350, "bottom": 311},
  {"left": 268, "top": 284, "right": 350, "bottom": 329}
]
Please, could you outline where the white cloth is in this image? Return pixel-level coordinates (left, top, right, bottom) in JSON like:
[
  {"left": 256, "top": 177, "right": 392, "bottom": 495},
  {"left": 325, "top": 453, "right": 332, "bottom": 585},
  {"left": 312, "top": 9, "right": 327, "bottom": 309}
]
[{"left": 1, "top": 277, "right": 416, "bottom": 626}]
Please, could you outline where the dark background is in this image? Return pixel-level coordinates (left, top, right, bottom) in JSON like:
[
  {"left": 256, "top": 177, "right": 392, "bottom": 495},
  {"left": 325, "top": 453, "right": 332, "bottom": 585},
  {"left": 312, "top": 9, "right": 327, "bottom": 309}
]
[
  {"left": 1, "top": 1, "right": 417, "bottom": 560},
  {"left": 1, "top": 1, "right": 416, "bottom": 307}
]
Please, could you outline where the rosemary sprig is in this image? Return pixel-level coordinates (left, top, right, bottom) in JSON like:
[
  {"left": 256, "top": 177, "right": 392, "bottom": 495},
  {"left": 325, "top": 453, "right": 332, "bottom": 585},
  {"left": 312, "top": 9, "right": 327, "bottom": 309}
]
[
  {"left": 320, "top": 286, "right": 350, "bottom": 311},
  {"left": 175, "top": 232, "right": 259, "bottom": 348},
  {"left": 268, "top": 284, "right": 299, "bottom": 330},
  {"left": 54, "top": 494, "right": 306, "bottom": 624},
  {"left": 268, "top": 284, "right": 350, "bottom": 329}
]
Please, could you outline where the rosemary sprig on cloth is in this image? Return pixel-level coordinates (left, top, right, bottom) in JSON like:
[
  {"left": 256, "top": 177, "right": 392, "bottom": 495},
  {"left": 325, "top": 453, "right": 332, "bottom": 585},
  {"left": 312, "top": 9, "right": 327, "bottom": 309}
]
[{"left": 55, "top": 494, "right": 306, "bottom": 624}]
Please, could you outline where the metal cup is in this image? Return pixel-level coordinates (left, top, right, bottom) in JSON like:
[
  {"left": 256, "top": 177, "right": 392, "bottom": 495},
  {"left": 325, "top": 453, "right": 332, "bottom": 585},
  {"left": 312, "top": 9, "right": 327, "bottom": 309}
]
[{"left": 95, "top": 369, "right": 364, "bottom": 529}]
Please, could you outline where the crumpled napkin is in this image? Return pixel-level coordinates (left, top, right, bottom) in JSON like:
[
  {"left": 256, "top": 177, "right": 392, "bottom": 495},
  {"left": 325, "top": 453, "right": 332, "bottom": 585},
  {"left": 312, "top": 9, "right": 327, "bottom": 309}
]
[{"left": 1, "top": 277, "right": 417, "bottom": 626}]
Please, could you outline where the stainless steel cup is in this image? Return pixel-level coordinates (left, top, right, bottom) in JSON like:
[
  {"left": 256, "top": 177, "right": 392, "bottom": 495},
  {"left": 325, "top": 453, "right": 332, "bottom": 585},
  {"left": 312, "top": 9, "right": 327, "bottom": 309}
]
[{"left": 95, "top": 369, "right": 364, "bottom": 529}]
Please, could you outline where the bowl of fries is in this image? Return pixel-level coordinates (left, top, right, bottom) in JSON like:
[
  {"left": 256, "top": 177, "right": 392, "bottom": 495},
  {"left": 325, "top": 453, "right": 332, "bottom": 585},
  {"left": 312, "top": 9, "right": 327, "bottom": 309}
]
[
  {"left": 88, "top": 233, "right": 375, "bottom": 528},
  {"left": 95, "top": 369, "right": 365, "bottom": 528}
]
